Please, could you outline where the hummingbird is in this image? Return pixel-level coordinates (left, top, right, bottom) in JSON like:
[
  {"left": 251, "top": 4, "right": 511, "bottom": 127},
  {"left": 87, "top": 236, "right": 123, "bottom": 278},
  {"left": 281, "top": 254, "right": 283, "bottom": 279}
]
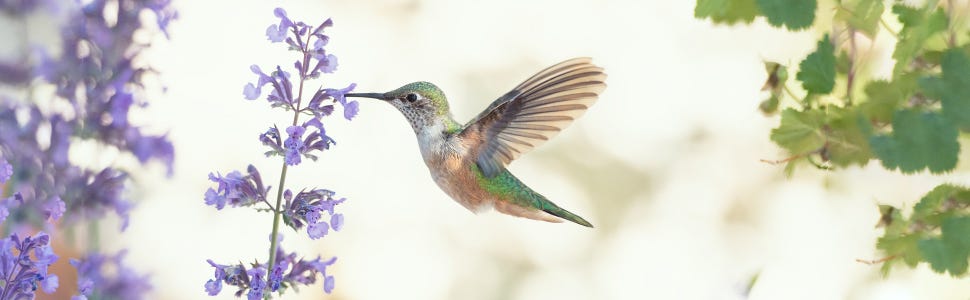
[{"left": 346, "top": 58, "right": 605, "bottom": 227}]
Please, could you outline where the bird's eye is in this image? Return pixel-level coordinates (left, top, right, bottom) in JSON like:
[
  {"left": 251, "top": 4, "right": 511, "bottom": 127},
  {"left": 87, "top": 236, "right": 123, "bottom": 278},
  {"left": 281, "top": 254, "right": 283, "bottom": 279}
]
[{"left": 405, "top": 93, "right": 418, "bottom": 102}]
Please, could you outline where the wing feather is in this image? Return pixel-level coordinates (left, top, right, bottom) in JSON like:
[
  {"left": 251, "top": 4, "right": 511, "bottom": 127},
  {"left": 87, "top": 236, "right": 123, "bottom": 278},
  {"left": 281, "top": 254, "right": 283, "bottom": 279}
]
[{"left": 459, "top": 58, "right": 607, "bottom": 177}]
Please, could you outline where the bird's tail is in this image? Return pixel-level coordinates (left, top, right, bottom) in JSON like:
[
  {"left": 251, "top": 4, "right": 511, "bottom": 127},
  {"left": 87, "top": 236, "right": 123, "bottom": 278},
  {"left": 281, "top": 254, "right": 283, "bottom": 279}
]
[{"left": 541, "top": 202, "right": 594, "bottom": 228}]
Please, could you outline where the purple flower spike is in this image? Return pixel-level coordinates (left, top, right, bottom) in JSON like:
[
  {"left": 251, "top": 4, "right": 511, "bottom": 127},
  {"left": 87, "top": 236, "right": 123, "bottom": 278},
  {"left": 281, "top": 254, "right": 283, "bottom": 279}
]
[{"left": 207, "top": 8, "right": 353, "bottom": 298}]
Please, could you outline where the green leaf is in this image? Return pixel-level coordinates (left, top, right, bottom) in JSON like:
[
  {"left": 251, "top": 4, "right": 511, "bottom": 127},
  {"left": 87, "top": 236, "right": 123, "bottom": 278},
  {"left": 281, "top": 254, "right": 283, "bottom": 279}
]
[
  {"left": 879, "top": 233, "right": 925, "bottom": 268},
  {"left": 861, "top": 74, "right": 919, "bottom": 123},
  {"left": 918, "top": 217, "right": 970, "bottom": 275},
  {"left": 910, "top": 185, "right": 970, "bottom": 227},
  {"left": 919, "top": 50, "right": 970, "bottom": 130},
  {"left": 695, "top": 0, "right": 760, "bottom": 24},
  {"left": 836, "top": 50, "right": 851, "bottom": 75},
  {"left": 911, "top": 185, "right": 970, "bottom": 222},
  {"left": 824, "top": 107, "right": 872, "bottom": 166},
  {"left": 836, "top": 0, "right": 885, "bottom": 37},
  {"left": 892, "top": 5, "right": 948, "bottom": 76},
  {"left": 869, "top": 110, "right": 959, "bottom": 173},
  {"left": 755, "top": 0, "right": 817, "bottom": 30},
  {"left": 770, "top": 108, "right": 826, "bottom": 154},
  {"left": 797, "top": 35, "right": 836, "bottom": 94}
]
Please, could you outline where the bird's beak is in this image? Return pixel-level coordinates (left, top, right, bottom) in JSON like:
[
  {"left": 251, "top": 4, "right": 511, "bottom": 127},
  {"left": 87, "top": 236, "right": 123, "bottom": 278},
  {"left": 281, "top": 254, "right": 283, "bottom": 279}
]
[{"left": 345, "top": 93, "right": 391, "bottom": 101}]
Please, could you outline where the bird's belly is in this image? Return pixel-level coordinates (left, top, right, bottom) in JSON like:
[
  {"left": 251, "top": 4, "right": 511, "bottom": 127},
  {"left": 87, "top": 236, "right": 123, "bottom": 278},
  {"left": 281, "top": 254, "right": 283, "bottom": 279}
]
[{"left": 427, "top": 159, "right": 493, "bottom": 213}]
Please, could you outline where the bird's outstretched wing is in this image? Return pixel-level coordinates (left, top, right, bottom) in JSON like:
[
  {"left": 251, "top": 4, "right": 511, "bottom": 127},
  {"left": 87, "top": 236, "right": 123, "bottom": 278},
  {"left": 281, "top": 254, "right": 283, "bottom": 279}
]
[{"left": 459, "top": 58, "right": 606, "bottom": 178}]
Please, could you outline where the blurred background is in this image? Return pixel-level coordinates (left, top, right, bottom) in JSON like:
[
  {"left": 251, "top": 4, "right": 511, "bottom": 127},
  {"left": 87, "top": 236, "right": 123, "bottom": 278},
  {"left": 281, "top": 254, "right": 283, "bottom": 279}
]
[{"left": 5, "top": 0, "right": 970, "bottom": 299}]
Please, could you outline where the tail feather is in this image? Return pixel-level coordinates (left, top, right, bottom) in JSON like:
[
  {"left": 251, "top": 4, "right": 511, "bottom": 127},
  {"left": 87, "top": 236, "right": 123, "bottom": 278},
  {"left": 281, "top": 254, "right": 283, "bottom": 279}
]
[{"left": 541, "top": 203, "right": 594, "bottom": 228}]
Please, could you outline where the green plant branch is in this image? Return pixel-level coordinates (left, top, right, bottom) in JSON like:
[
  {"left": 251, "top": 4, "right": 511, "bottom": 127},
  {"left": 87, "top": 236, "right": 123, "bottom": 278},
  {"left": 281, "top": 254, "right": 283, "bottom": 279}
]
[{"left": 266, "top": 25, "right": 315, "bottom": 289}]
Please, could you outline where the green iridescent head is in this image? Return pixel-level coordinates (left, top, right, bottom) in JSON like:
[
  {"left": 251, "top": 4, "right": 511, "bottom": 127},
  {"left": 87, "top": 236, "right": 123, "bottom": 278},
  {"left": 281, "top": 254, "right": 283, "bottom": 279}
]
[{"left": 346, "top": 81, "right": 452, "bottom": 130}]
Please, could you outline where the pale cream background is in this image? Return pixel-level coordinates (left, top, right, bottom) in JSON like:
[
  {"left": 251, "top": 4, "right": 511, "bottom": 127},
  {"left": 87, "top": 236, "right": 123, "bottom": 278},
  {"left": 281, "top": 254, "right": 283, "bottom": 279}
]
[{"left": 5, "top": 0, "right": 970, "bottom": 299}]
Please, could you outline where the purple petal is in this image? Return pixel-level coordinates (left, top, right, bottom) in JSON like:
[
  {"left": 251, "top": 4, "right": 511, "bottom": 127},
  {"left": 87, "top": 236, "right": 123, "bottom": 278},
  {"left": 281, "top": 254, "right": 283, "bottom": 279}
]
[
  {"left": 243, "top": 83, "right": 260, "bottom": 100},
  {"left": 342, "top": 100, "right": 359, "bottom": 120},
  {"left": 330, "top": 213, "right": 344, "bottom": 231},
  {"left": 204, "top": 279, "right": 222, "bottom": 296},
  {"left": 323, "top": 275, "right": 335, "bottom": 293},
  {"left": 204, "top": 188, "right": 226, "bottom": 210},
  {"left": 305, "top": 210, "right": 321, "bottom": 224},
  {"left": 307, "top": 222, "right": 329, "bottom": 239},
  {"left": 273, "top": 7, "right": 287, "bottom": 18},
  {"left": 266, "top": 24, "right": 286, "bottom": 43},
  {"left": 322, "top": 54, "right": 338, "bottom": 73},
  {"left": 41, "top": 274, "right": 58, "bottom": 293}
]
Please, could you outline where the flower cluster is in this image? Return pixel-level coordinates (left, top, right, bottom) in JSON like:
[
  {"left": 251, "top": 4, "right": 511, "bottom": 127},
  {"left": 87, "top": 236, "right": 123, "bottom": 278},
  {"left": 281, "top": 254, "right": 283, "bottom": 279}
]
[
  {"left": 0, "top": 232, "right": 58, "bottom": 299},
  {"left": 70, "top": 251, "right": 151, "bottom": 300},
  {"left": 36, "top": 0, "right": 176, "bottom": 174},
  {"left": 260, "top": 119, "right": 335, "bottom": 166},
  {"left": 205, "top": 165, "right": 270, "bottom": 210},
  {"left": 204, "top": 7, "right": 354, "bottom": 298},
  {"left": 0, "top": 0, "right": 174, "bottom": 299},
  {"left": 283, "top": 189, "right": 346, "bottom": 239},
  {"left": 205, "top": 245, "right": 337, "bottom": 299}
]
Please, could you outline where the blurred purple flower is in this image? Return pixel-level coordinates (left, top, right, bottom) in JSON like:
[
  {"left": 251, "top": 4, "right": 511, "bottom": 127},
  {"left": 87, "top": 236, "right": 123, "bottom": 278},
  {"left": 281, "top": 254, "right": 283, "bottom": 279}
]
[
  {"left": 70, "top": 251, "right": 151, "bottom": 300},
  {"left": 44, "top": 196, "right": 65, "bottom": 221},
  {"left": 64, "top": 169, "right": 135, "bottom": 230},
  {"left": 0, "top": 157, "right": 10, "bottom": 183},
  {"left": 0, "top": 1, "right": 176, "bottom": 299}
]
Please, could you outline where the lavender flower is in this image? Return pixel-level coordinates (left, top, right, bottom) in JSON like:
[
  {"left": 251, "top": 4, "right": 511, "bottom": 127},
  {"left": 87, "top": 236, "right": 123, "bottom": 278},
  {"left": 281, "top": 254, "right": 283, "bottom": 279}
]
[
  {"left": 39, "top": 0, "right": 177, "bottom": 174},
  {"left": 0, "top": 232, "right": 58, "bottom": 299},
  {"left": 260, "top": 120, "right": 335, "bottom": 166},
  {"left": 205, "top": 7, "right": 353, "bottom": 298},
  {"left": 206, "top": 247, "right": 338, "bottom": 297},
  {"left": 205, "top": 165, "right": 270, "bottom": 210},
  {"left": 0, "top": 1, "right": 176, "bottom": 299},
  {"left": 282, "top": 189, "right": 346, "bottom": 239},
  {"left": 70, "top": 251, "right": 152, "bottom": 300}
]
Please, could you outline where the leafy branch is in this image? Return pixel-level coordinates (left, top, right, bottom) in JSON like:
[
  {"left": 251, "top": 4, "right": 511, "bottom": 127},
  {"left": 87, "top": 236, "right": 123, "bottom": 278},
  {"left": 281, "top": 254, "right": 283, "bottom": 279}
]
[{"left": 696, "top": 0, "right": 970, "bottom": 277}]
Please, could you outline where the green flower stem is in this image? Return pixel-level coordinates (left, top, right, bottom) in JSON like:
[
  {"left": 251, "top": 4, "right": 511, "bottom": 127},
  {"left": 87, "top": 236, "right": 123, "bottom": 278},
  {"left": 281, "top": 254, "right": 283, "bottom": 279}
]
[{"left": 266, "top": 26, "right": 314, "bottom": 293}]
